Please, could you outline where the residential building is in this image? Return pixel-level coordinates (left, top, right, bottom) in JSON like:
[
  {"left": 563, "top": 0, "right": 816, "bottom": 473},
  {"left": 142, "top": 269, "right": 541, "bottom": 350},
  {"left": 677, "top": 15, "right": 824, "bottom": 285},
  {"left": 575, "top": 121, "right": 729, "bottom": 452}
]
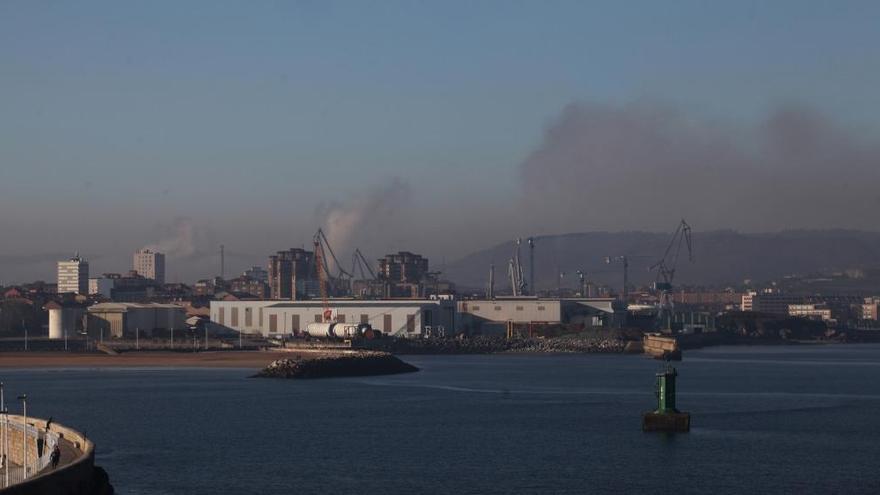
[
  {"left": 88, "top": 277, "right": 114, "bottom": 298},
  {"left": 229, "top": 275, "right": 269, "bottom": 299},
  {"left": 104, "top": 271, "right": 160, "bottom": 302},
  {"left": 133, "top": 249, "right": 166, "bottom": 284},
  {"left": 789, "top": 303, "right": 834, "bottom": 322},
  {"left": 57, "top": 254, "right": 89, "bottom": 295},
  {"left": 376, "top": 252, "right": 439, "bottom": 298},
  {"left": 742, "top": 290, "right": 802, "bottom": 315},
  {"left": 243, "top": 266, "right": 268, "bottom": 283},
  {"left": 862, "top": 297, "right": 880, "bottom": 321},
  {"left": 378, "top": 252, "right": 429, "bottom": 283},
  {"left": 671, "top": 291, "right": 743, "bottom": 309},
  {"left": 268, "top": 248, "right": 316, "bottom": 300}
]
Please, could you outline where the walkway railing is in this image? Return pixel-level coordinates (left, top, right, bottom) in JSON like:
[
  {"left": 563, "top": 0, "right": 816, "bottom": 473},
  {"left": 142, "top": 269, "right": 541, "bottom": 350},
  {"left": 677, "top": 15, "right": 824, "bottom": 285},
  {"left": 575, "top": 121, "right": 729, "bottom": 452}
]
[{"left": 0, "top": 415, "right": 59, "bottom": 489}]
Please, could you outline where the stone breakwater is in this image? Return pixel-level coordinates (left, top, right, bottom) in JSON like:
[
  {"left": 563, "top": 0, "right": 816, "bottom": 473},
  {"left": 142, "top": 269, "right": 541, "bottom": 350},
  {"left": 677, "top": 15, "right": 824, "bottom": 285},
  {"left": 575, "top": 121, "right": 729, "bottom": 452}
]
[
  {"left": 254, "top": 352, "right": 419, "bottom": 379},
  {"left": 383, "top": 334, "right": 629, "bottom": 355}
]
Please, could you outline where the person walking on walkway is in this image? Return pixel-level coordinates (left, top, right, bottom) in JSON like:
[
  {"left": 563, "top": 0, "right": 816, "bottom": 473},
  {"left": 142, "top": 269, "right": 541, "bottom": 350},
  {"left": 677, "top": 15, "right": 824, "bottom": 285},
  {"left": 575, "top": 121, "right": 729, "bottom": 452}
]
[{"left": 50, "top": 444, "right": 61, "bottom": 469}]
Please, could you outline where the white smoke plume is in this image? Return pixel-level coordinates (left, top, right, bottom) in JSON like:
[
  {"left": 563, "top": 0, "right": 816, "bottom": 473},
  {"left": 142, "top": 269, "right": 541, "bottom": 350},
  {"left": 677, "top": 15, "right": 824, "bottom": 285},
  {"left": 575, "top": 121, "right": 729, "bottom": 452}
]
[
  {"left": 316, "top": 178, "right": 412, "bottom": 266},
  {"left": 520, "top": 101, "right": 880, "bottom": 233},
  {"left": 144, "top": 217, "right": 199, "bottom": 259}
]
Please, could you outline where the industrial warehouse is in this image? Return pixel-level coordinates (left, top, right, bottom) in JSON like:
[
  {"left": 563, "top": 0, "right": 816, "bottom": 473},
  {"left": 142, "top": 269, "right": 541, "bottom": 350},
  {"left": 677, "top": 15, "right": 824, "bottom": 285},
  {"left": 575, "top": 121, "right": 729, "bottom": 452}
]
[
  {"left": 210, "top": 299, "right": 456, "bottom": 338},
  {"left": 209, "top": 297, "right": 624, "bottom": 338}
]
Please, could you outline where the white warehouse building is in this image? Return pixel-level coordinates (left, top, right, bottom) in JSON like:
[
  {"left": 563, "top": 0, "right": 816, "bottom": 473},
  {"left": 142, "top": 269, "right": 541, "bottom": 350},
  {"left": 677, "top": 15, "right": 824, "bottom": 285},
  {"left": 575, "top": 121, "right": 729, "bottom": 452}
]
[
  {"left": 87, "top": 302, "right": 187, "bottom": 338},
  {"left": 457, "top": 298, "right": 622, "bottom": 334},
  {"left": 210, "top": 299, "right": 457, "bottom": 338}
]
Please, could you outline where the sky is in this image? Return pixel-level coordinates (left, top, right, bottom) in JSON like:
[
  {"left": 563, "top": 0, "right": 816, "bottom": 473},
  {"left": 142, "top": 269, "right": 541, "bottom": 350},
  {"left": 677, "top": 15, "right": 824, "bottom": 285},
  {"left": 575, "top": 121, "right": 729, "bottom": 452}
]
[{"left": 1, "top": 1, "right": 879, "bottom": 283}]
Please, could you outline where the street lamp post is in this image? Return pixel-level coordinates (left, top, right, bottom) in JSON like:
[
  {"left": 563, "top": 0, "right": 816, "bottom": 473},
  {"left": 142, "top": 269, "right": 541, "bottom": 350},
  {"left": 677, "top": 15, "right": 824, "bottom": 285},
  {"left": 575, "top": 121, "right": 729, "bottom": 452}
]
[
  {"left": 22, "top": 320, "right": 27, "bottom": 352},
  {"left": 171, "top": 326, "right": 174, "bottom": 350},
  {"left": 3, "top": 407, "right": 8, "bottom": 487},
  {"left": 17, "top": 395, "right": 26, "bottom": 478},
  {"left": 2, "top": 408, "right": 8, "bottom": 487},
  {"left": 136, "top": 327, "right": 139, "bottom": 350},
  {"left": 0, "top": 382, "right": 4, "bottom": 481}
]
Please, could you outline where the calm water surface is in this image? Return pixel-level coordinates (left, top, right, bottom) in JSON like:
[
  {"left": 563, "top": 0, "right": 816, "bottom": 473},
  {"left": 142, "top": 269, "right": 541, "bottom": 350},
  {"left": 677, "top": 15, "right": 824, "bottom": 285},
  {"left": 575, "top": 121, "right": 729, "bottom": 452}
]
[{"left": 4, "top": 344, "right": 880, "bottom": 494}]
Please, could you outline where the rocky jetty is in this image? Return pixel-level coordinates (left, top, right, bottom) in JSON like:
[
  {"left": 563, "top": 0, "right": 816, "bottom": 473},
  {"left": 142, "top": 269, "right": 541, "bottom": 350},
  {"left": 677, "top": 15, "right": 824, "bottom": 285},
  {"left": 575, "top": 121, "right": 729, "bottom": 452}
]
[{"left": 254, "top": 351, "right": 419, "bottom": 379}]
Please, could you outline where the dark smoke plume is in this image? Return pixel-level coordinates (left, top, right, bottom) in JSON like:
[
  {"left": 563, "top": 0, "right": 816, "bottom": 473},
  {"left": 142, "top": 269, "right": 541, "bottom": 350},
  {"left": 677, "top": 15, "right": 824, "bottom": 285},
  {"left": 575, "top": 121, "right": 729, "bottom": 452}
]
[{"left": 520, "top": 102, "right": 880, "bottom": 233}]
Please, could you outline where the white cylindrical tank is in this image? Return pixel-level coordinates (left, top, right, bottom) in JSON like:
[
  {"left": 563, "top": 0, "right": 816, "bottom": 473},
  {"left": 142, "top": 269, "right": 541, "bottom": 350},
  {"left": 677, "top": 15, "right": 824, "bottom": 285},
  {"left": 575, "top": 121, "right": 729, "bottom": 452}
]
[
  {"left": 305, "top": 322, "right": 336, "bottom": 338},
  {"left": 48, "top": 308, "right": 63, "bottom": 340},
  {"left": 305, "top": 322, "right": 371, "bottom": 339}
]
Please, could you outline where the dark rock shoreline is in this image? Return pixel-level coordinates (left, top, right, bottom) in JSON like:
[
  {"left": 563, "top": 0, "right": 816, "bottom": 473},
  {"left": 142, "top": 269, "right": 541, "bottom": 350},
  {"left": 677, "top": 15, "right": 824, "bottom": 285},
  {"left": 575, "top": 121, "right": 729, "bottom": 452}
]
[{"left": 254, "top": 352, "right": 419, "bottom": 379}]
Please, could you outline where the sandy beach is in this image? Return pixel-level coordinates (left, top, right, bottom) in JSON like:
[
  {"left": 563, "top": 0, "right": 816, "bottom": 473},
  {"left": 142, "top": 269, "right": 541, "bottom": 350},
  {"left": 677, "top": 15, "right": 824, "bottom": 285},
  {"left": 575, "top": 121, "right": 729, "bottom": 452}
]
[{"left": 0, "top": 350, "right": 318, "bottom": 369}]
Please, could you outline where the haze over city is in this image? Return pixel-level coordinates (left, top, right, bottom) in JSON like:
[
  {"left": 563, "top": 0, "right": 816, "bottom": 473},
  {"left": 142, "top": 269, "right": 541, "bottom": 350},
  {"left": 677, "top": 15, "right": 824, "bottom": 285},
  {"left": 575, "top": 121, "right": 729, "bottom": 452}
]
[
  {"left": 5, "top": 3, "right": 880, "bottom": 495},
  {"left": 3, "top": 0, "right": 880, "bottom": 283}
]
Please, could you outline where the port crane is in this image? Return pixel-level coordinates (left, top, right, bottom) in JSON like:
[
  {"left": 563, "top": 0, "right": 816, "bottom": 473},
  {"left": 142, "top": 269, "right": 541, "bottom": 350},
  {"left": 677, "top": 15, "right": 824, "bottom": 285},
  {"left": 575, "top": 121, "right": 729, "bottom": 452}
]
[
  {"left": 650, "top": 219, "right": 694, "bottom": 330},
  {"left": 604, "top": 255, "right": 631, "bottom": 304},
  {"left": 313, "top": 228, "right": 355, "bottom": 321},
  {"left": 313, "top": 228, "right": 353, "bottom": 281},
  {"left": 575, "top": 270, "right": 587, "bottom": 297},
  {"left": 508, "top": 238, "right": 527, "bottom": 296},
  {"left": 313, "top": 232, "right": 333, "bottom": 322},
  {"left": 527, "top": 237, "right": 535, "bottom": 296},
  {"left": 604, "top": 254, "right": 653, "bottom": 326},
  {"left": 348, "top": 247, "right": 381, "bottom": 298},
  {"left": 350, "top": 248, "right": 377, "bottom": 281},
  {"left": 486, "top": 264, "right": 496, "bottom": 299}
]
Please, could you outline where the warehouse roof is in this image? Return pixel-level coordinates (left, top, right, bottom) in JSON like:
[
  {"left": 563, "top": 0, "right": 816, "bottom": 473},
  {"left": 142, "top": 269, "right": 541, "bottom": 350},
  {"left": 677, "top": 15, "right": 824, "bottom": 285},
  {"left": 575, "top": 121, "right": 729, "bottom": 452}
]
[{"left": 88, "top": 302, "right": 185, "bottom": 312}]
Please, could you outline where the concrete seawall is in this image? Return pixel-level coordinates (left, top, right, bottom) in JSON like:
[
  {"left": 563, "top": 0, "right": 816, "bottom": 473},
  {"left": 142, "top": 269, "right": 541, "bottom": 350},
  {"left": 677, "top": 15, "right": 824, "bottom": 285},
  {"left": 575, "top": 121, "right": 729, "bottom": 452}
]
[{"left": 0, "top": 415, "right": 112, "bottom": 495}]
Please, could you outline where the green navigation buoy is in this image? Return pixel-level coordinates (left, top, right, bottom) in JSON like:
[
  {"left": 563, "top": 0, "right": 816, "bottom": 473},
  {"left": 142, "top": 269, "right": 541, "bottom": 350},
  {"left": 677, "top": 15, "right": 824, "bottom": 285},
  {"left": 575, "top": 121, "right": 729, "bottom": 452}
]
[{"left": 642, "top": 363, "right": 690, "bottom": 432}]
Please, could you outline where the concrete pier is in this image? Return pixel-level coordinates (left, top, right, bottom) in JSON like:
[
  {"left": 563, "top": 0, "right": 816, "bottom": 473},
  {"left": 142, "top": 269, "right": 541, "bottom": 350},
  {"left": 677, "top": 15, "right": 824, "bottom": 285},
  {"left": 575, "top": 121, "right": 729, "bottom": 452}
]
[{"left": 0, "top": 415, "right": 112, "bottom": 494}]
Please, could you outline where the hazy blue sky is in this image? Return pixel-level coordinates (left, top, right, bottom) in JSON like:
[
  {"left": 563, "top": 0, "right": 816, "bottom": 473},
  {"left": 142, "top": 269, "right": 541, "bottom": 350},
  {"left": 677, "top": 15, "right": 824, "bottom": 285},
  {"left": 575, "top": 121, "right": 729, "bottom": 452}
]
[{"left": 2, "top": 1, "right": 879, "bottom": 282}]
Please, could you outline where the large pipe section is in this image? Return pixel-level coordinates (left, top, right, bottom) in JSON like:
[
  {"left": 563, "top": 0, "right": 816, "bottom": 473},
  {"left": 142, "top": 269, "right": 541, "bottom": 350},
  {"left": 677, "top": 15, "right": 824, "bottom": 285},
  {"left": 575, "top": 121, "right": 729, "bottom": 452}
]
[{"left": 305, "top": 322, "right": 379, "bottom": 339}]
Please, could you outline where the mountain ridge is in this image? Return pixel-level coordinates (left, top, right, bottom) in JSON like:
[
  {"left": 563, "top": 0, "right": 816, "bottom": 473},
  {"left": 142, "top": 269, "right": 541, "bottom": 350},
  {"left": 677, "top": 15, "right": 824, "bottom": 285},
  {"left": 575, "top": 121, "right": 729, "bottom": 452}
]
[{"left": 443, "top": 229, "right": 880, "bottom": 291}]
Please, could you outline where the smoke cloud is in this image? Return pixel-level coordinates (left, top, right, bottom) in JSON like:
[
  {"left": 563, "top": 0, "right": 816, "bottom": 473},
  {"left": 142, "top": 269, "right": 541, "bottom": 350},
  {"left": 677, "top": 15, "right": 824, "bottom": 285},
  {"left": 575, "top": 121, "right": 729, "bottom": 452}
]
[
  {"left": 316, "top": 178, "right": 412, "bottom": 267},
  {"left": 520, "top": 102, "right": 880, "bottom": 233},
  {"left": 144, "top": 217, "right": 200, "bottom": 259}
]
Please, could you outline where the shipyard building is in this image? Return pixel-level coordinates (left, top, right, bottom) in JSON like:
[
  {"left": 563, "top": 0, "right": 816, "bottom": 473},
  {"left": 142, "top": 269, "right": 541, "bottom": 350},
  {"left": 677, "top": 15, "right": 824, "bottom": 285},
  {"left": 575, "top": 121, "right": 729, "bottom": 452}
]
[
  {"left": 210, "top": 299, "right": 455, "bottom": 338},
  {"left": 457, "top": 298, "right": 623, "bottom": 334},
  {"left": 210, "top": 297, "right": 620, "bottom": 339}
]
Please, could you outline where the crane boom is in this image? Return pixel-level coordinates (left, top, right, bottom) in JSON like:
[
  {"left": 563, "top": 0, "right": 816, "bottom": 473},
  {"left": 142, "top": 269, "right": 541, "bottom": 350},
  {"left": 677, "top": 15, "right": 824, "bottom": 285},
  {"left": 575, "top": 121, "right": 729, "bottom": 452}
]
[
  {"left": 650, "top": 219, "right": 693, "bottom": 289},
  {"left": 650, "top": 219, "right": 694, "bottom": 330},
  {"left": 508, "top": 238, "right": 527, "bottom": 296},
  {"left": 351, "top": 248, "right": 377, "bottom": 280},
  {"left": 315, "top": 228, "right": 353, "bottom": 280},
  {"left": 313, "top": 235, "right": 332, "bottom": 322}
]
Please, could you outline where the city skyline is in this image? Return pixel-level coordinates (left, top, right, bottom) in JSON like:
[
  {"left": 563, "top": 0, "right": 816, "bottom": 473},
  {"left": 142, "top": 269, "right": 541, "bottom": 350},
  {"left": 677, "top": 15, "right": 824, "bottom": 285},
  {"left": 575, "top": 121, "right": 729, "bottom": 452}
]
[
  {"left": 2, "top": 1, "right": 880, "bottom": 282},
  {"left": 2, "top": 4, "right": 880, "bottom": 494}
]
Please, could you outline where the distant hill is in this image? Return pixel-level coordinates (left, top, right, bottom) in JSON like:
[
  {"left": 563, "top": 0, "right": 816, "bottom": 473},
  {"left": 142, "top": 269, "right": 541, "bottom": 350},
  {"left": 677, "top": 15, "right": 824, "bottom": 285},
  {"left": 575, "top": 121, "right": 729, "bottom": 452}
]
[{"left": 444, "top": 230, "right": 880, "bottom": 292}]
